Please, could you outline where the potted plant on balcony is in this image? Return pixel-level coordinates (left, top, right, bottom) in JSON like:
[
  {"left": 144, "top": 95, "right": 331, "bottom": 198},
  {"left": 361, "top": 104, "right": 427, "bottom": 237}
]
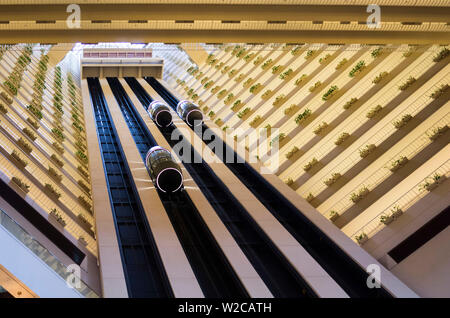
[
  {"left": 291, "top": 46, "right": 302, "bottom": 56},
  {"left": 224, "top": 93, "right": 235, "bottom": 105},
  {"left": 10, "top": 150, "right": 28, "bottom": 170},
  {"left": 249, "top": 83, "right": 262, "bottom": 94},
  {"left": 78, "top": 236, "right": 88, "bottom": 246},
  {"left": 261, "top": 59, "right": 273, "bottom": 70},
  {"left": 23, "top": 127, "right": 37, "bottom": 141},
  {"left": 243, "top": 53, "right": 255, "bottom": 62},
  {"left": 349, "top": 61, "right": 366, "bottom": 77},
  {"left": 284, "top": 104, "right": 297, "bottom": 116},
  {"left": 313, "top": 121, "right": 328, "bottom": 135},
  {"left": 234, "top": 73, "right": 245, "bottom": 83},
  {"left": 231, "top": 100, "right": 243, "bottom": 112},
  {"left": 430, "top": 84, "right": 449, "bottom": 99},
  {"left": 48, "top": 166, "right": 63, "bottom": 183},
  {"left": 51, "top": 154, "right": 64, "bottom": 168},
  {"left": 319, "top": 54, "right": 332, "bottom": 64},
  {"left": 208, "top": 111, "right": 215, "bottom": 119},
  {"left": 432, "top": 48, "right": 450, "bottom": 62},
  {"left": 427, "top": 125, "right": 449, "bottom": 140},
  {"left": 1, "top": 91, "right": 13, "bottom": 105},
  {"left": 11, "top": 176, "right": 30, "bottom": 193},
  {"left": 285, "top": 178, "right": 294, "bottom": 186},
  {"left": 0, "top": 103, "right": 7, "bottom": 114},
  {"left": 305, "top": 50, "right": 316, "bottom": 60},
  {"left": 249, "top": 115, "right": 261, "bottom": 127},
  {"left": 27, "top": 117, "right": 40, "bottom": 129},
  {"left": 366, "top": 105, "right": 383, "bottom": 118},
  {"left": 334, "top": 132, "right": 350, "bottom": 145},
  {"left": 380, "top": 213, "right": 394, "bottom": 225},
  {"left": 217, "top": 89, "right": 227, "bottom": 99},
  {"left": 285, "top": 146, "right": 299, "bottom": 159},
  {"left": 335, "top": 58, "right": 348, "bottom": 70},
  {"left": 273, "top": 94, "right": 286, "bottom": 107},
  {"left": 306, "top": 193, "right": 315, "bottom": 202},
  {"left": 243, "top": 78, "right": 254, "bottom": 88},
  {"left": 372, "top": 71, "right": 389, "bottom": 84},
  {"left": 391, "top": 205, "right": 403, "bottom": 219},
  {"left": 399, "top": 77, "right": 416, "bottom": 90},
  {"left": 403, "top": 46, "right": 417, "bottom": 58},
  {"left": 49, "top": 208, "right": 66, "bottom": 227},
  {"left": 294, "top": 74, "right": 308, "bottom": 86},
  {"left": 253, "top": 56, "right": 264, "bottom": 65},
  {"left": 322, "top": 85, "right": 339, "bottom": 101},
  {"left": 303, "top": 157, "right": 318, "bottom": 171},
  {"left": 237, "top": 107, "right": 251, "bottom": 119},
  {"left": 309, "top": 81, "right": 322, "bottom": 92},
  {"left": 371, "top": 47, "right": 383, "bottom": 58},
  {"left": 17, "top": 137, "right": 32, "bottom": 154},
  {"left": 279, "top": 68, "right": 293, "bottom": 80},
  {"left": 27, "top": 104, "right": 43, "bottom": 120},
  {"left": 343, "top": 97, "right": 358, "bottom": 110},
  {"left": 393, "top": 114, "right": 413, "bottom": 129},
  {"left": 359, "top": 144, "right": 376, "bottom": 158},
  {"left": 78, "top": 195, "right": 92, "bottom": 212},
  {"left": 78, "top": 213, "right": 93, "bottom": 231},
  {"left": 261, "top": 90, "right": 273, "bottom": 100},
  {"left": 51, "top": 128, "right": 65, "bottom": 141},
  {"left": 421, "top": 173, "right": 446, "bottom": 191},
  {"left": 295, "top": 108, "right": 312, "bottom": 124},
  {"left": 211, "top": 86, "right": 220, "bottom": 94},
  {"left": 45, "top": 183, "right": 61, "bottom": 200},
  {"left": 271, "top": 65, "right": 283, "bottom": 74},
  {"left": 329, "top": 210, "right": 339, "bottom": 222},
  {"left": 350, "top": 186, "right": 370, "bottom": 203},
  {"left": 78, "top": 179, "right": 91, "bottom": 195},
  {"left": 355, "top": 232, "right": 368, "bottom": 244},
  {"left": 78, "top": 165, "right": 89, "bottom": 179},
  {"left": 221, "top": 66, "right": 230, "bottom": 75},
  {"left": 388, "top": 156, "right": 408, "bottom": 172},
  {"left": 270, "top": 133, "right": 286, "bottom": 147},
  {"left": 324, "top": 172, "right": 341, "bottom": 186},
  {"left": 76, "top": 150, "right": 88, "bottom": 165},
  {"left": 228, "top": 69, "right": 237, "bottom": 78}
]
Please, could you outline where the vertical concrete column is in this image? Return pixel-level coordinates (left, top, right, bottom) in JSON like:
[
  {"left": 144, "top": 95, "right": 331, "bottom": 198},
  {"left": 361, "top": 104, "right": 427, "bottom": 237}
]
[
  {"left": 81, "top": 79, "right": 128, "bottom": 298},
  {"left": 99, "top": 79, "right": 204, "bottom": 298}
]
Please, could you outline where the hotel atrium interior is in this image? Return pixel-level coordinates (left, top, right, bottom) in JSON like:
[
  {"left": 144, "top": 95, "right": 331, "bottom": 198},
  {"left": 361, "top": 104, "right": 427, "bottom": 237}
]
[{"left": 0, "top": 0, "right": 449, "bottom": 300}]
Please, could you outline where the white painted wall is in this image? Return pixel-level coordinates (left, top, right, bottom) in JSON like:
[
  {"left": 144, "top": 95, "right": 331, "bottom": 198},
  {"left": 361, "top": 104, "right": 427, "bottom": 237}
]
[{"left": 391, "top": 227, "right": 450, "bottom": 298}]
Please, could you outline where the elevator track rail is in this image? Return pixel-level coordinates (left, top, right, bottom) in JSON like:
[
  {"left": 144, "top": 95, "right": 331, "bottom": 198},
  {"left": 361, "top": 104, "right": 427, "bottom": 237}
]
[
  {"left": 107, "top": 77, "right": 248, "bottom": 298},
  {"left": 125, "top": 77, "right": 317, "bottom": 297},
  {"left": 87, "top": 77, "right": 172, "bottom": 298},
  {"left": 145, "top": 76, "right": 393, "bottom": 298}
]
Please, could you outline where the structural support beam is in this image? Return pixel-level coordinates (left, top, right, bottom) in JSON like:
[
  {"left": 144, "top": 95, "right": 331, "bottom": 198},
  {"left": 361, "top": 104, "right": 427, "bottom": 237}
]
[
  {"left": 0, "top": 30, "right": 448, "bottom": 45},
  {"left": 0, "top": 5, "right": 448, "bottom": 22}
]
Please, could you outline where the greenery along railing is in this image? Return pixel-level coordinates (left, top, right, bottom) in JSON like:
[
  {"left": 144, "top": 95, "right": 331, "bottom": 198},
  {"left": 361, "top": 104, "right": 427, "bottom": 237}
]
[
  {"left": 322, "top": 114, "right": 450, "bottom": 220},
  {"left": 0, "top": 208, "right": 98, "bottom": 298},
  {"left": 3, "top": 45, "right": 33, "bottom": 95},
  {"left": 350, "top": 159, "right": 450, "bottom": 244},
  {"left": 298, "top": 74, "right": 448, "bottom": 198},
  {"left": 1, "top": 49, "right": 91, "bottom": 190}
]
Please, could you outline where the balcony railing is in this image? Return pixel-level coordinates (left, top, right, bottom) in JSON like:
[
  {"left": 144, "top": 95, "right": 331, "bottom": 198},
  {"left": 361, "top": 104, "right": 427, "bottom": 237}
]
[
  {"left": 0, "top": 208, "right": 98, "bottom": 298},
  {"left": 349, "top": 159, "right": 450, "bottom": 243}
]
